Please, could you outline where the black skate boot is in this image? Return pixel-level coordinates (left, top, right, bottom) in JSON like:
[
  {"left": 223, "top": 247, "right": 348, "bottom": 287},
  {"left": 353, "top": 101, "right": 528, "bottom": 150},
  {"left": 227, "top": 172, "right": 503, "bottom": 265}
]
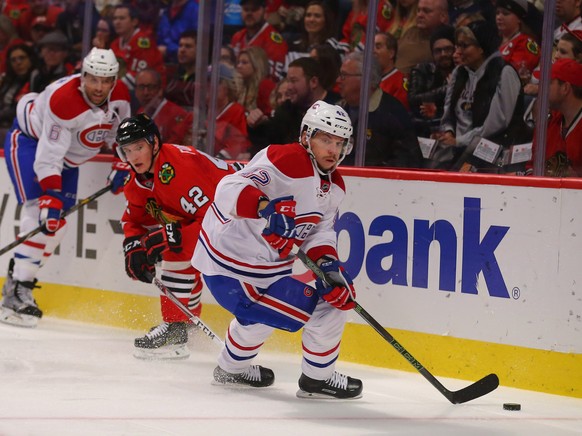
[
  {"left": 0, "top": 259, "right": 43, "bottom": 328},
  {"left": 297, "top": 371, "right": 363, "bottom": 399},
  {"left": 133, "top": 321, "right": 190, "bottom": 360},
  {"left": 213, "top": 365, "right": 275, "bottom": 388}
]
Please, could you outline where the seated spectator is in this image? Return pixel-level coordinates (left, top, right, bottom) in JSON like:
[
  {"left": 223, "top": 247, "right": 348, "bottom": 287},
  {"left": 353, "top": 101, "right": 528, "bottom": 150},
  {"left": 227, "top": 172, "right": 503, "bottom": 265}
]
[
  {"left": 269, "top": 77, "right": 290, "bottom": 114},
  {"left": 16, "top": 0, "right": 63, "bottom": 42},
  {"left": 55, "top": 0, "right": 100, "bottom": 63},
  {"left": 309, "top": 42, "right": 342, "bottom": 93},
  {"left": 111, "top": 4, "right": 166, "bottom": 92},
  {"left": 554, "top": 0, "right": 582, "bottom": 44},
  {"left": 2, "top": 1, "right": 29, "bottom": 27},
  {"left": 249, "top": 56, "right": 337, "bottom": 155},
  {"left": 135, "top": 68, "right": 193, "bottom": 145},
  {"left": 530, "top": 59, "right": 582, "bottom": 177},
  {"left": 266, "top": 0, "right": 307, "bottom": 41},
  {"left": 0, "top": 43, "right": 36, "bottom": 128},
  {"left": 0, "top": 15, "right": 24, "bottom": 75},
  {"left": 231, "top": 0, "right": 289, "bottom": 79},
  {"left": 555, "top": 28, "right": 582, "bottom": 63},
  {"left": 285, "top": 1, "right": 344, "bottom": 71},
  {"left": 211, "top": 63, "right": 251, "bottom": 160},
  {"left": 435, "top": 20, "right": 530, "bottom": 172},
  {"left": 157, "top": 0, "right": 199, "bottom": 63},
  {"left": 92, "top": 17, "right": 115, "bottom": 50},
  {"left": 378, "top": 0, "right": 418, "bottom": 40},
  {"left": 29, "top": 16, "right": 55, "bottom": 46},
  {"left": 374, "top": 32, "right": 409, "bottom": 109},
  {"left": 408, "top": 25, "right": 455, "bottom": 136},
  {"left": 29, "top": 31, "right": 74, "bottom": 93},
  {"left": 220, "top": 44, "right": 237, "bottom": 67},
  {"left": 340, "top": 0, "right": 367, "bottom": 51},
  {"left": 237, "top": 46, "right": 277, "bottom": 126},
  {"left": 496, "top": 0, "right": 540, "bottom": 86},
  {"left": 165, "top": 30, "right": 197, "bottom": 109},
  {"left": 395, "top": 0, "right": 449, "bottom": 76},
  {"left": 339, "top": 51, "right": 423, "bottom": 168}
]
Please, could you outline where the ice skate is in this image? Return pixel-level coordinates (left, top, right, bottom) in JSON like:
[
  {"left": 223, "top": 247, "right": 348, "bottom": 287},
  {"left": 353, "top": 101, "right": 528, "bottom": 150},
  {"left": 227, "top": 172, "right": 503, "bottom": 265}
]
[
  {"left": 0, "top": 260, "right": 42, "bottom": 328},
  {"left": 213, "top": 365, "right": 275, "bottom": 388},
  {"left": 297, "top": 371, "right": 363, "bottom": 399},
  {"left": 133, "top": 321, "right": 190, "bottom": 360}
]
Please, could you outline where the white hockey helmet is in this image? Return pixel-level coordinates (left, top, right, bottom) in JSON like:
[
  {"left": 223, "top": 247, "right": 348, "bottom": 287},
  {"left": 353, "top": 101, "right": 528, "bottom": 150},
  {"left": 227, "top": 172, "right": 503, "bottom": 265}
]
[
  {"left": 82, "top": 47, "right": 119, "bottom": 77},
  {"left": 300, "top": 101, "right": 353, "bottom": 174}
]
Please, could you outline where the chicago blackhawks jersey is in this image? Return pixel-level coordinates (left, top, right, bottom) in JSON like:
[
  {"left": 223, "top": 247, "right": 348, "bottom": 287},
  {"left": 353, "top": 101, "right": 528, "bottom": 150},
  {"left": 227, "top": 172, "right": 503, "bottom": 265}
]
[{"left": 191, "top": 142, "right": 345, "bottom": 288}]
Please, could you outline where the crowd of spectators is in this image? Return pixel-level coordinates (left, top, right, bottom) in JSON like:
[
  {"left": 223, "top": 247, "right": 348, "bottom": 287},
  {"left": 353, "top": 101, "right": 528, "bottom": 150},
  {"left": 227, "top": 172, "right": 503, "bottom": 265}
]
[{"left": 0, "top": 0, "right": 580, "bottom": 176}]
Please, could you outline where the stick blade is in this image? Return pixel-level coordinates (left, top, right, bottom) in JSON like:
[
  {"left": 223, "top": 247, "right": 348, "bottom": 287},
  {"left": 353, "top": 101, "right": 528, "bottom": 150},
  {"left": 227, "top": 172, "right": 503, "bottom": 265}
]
[{"left": 449, "top": 373, "right": 499, "bottom": 404}]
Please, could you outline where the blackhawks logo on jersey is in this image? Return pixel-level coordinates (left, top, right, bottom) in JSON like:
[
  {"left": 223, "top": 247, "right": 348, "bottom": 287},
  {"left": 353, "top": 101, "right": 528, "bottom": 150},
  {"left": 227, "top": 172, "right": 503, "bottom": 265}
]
[
  {"left": 137, "top": 37, "right": 151, "bottom": 49},
  {"left": 526, "top": 39, "right": 539, "bottom": 55},
  {"left": 158, "top": 162, "right": 175, "bottom": 184},
  {"left": 270, "top": 31, "right": 284, "bottom": 44},
  {"left": 381, "top": 2, "right": 393, "bottom": 20}
]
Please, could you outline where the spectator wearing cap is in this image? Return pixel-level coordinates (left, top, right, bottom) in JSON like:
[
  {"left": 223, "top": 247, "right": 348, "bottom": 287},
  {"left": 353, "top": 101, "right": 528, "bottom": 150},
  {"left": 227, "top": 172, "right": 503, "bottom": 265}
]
[
  {"left": 29, "top": 15, "right": 55, "bottom": 46},
  {"left": 496, "top": 0, "right": 540, "bottom": 86},
  {"left": 230, "top": 0, "right": 289, "bottom": 80},
  {"left": 0, "top": 15, "right": 24, "bottom": 75},
  {"left": 408, "top": 24, "right": 455, "bottom": 136},
  {"left": 210, "top": 63, "right": 251, "bottom": 160},
  {"left": 554, "top": 0, "right": 582, "bottom": 45},
  {"left": 134, "top": 68, "right": 193, "bottom": 145},
  {"left": 157, "top": 0, "right": 199, "bottom": 63},
  {"left": 530, "top": 59, "right": 582, "bottom": 177},
  {"left": 435, "top": 20, "right": 531, "bottom": 172},
  {"left": 374, "top": 31, "right": 409, "bottom": 110},
  {"left": 16, "top": 0, "right": 63, "bottom": 43},
  {"left": 29, "top": 31, "right": 74, "bottom": 93}
]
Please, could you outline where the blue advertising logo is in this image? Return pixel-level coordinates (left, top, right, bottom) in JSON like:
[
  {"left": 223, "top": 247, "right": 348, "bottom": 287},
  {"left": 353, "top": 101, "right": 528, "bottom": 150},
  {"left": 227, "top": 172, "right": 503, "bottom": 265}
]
[{"left": 336, "top": 197, "right": 510, "bottom": 298}]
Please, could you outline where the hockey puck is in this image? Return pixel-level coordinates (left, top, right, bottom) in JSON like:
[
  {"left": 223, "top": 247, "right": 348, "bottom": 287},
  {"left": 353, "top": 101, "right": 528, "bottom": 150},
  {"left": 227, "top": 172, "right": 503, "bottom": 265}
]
[{"left": 503, "top": 403, "right": 521, "bottom": 411}]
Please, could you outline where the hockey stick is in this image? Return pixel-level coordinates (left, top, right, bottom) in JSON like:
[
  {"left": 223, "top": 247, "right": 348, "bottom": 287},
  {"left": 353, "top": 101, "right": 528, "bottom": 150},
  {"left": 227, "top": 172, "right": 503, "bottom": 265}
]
[
  {"left": 145, "top": 271, "right": 224, "bottom": 346},
  {"left": 292, "top": 247, "right": 499, "bottom": 404},
  {"left": 0, "top": 185, "right": 112, "bottom": 257}
]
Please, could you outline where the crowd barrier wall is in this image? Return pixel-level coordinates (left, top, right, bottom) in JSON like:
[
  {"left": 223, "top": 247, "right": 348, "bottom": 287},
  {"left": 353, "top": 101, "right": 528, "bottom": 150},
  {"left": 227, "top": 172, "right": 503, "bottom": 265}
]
[{"left": 0, "top": 154, "right": 580, "bottom": 398}]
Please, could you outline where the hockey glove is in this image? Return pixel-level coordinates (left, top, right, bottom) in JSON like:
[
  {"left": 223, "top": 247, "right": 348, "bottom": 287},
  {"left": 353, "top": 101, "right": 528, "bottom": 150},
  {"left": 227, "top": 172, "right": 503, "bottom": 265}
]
[
  {"left": 38, "top": 190, "right": 66, "bottom": 234},
  {"left": 123, "top": 236, "right": 155, "bottom": 283},
  {"left": 258, "top": 196, "right": 296, "bottom": 259},
  {"left": 108, "top": 160, "right": 131, "bottom": 195},
  {"left": 140, "top": 222, "right": 182, "bottom": 264},
  {"left": 315, "top": 258, "right": 356, "bottom": 311}
]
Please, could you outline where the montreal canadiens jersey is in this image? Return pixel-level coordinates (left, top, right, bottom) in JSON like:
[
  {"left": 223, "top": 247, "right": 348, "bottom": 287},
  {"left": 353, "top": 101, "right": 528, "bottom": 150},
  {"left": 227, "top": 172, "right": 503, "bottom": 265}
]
[
  {"left": 121, "top": 144, "right": 235, "bottom": 250},
  {"left": 16, "top": 74, "right": 131, "bottom": 186},
  {"left": 191, "top": 142, "right": 346, "bottom": 288}
]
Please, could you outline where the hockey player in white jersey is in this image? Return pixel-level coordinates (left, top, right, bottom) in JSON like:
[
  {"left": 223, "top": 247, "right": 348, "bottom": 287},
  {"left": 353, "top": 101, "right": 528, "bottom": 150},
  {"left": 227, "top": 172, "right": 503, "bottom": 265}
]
[
  {"left": 191, "top": 101, "right": 363, "bottom": 399},
  {"left": 1, "top": 48, "right": 131, "bottom": 328}
]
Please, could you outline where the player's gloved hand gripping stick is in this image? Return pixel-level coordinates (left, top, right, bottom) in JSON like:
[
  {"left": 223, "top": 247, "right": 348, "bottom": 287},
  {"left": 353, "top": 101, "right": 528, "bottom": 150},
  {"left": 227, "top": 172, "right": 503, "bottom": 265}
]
[
  {"left": 0, "top": 185, "right": 112, "bottom": 257},
  {"left": 292, "top": 246, "right": 500, "bottom": 404}
]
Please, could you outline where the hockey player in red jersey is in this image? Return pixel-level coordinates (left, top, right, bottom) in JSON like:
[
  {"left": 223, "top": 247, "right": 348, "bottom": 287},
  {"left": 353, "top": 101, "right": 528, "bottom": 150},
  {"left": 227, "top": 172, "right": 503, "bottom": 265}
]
[
  {"left": 1, "top": 48, "right": 131, "bottom": 328},
  {"left": 191, "top": 101, "right": 363, "bottom": 399},
  {"left": 116, "top": 114, "right": 236, "bottom": 359}
]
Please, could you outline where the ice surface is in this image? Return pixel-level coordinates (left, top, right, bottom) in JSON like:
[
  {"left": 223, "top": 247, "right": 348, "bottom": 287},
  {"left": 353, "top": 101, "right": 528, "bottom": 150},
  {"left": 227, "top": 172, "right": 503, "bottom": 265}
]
[{"left": 0, "top": 318, "right": 581, "bottom": 436}]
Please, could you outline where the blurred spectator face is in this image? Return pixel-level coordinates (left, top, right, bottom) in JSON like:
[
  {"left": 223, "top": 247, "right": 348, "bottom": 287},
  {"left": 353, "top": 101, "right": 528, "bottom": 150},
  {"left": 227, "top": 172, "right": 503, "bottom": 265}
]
[
  {"left": 455, "top": 35, "right": 483, "bottom": 70},
  {"left": 40, "top": 44, "right": 68, "bottom": 68},
  {"left": 241, "top": 4, "right": 265, "bottom": 28},
  {"left": 417, "top": 0, "right": 448, "bottom": 32},
  {"left": 30, "top": 22, "right": 52, "bottom": 44},
  {"left": 548, "top": 79, "right": 567, "bottom": 110},
  {"left": 135, "top": 70, "right": 162, "bottom": 107},
  {"left": 432, "top": 38, "right": 455, "bottom": 69},
  {"left": 93, "top": 19, "right": 112, "bottom": 49},
  {"left": 113, "top": 7, "right": 137, "bottom": 38},
  {"left": 30, "top": 0, "right": 49, "bottom": 15},
  {"left": 83, "top": 73, "right": 116, "bottom": 106},
  {"left": 178, "top": 36, "right": 197, "bottom": 66},
  {"left": 236, "top": 52, "right": 254, "bottom": 80},
  {"left": 304, "top": 4, "right": 326, "bottom": 35},
  {"left": 9, "top": 48, "right": 32, "bottom": 76},
  {"left": 274, "top": 79, "right": 290, "bottom": 107},
  {"left": 556, "top": 0, "right": 581, "bottom": 22},
  {"left": 286, "top": 65, "right": 312, "bottom": 106},
  {"left": 338, "top": 58, "right": 362, "bottom": 106},
  {"left": 555, "top": 39, "right": 577, "bottom": 60},
  {"left": 373, "top": 33, "right": 394, "bottom": 70},
  {"left": 220, "top": 46, "right": 236, "bottom": 67},
  {"left": 495, "top": 7, "right": 520, "bottom": 36}
]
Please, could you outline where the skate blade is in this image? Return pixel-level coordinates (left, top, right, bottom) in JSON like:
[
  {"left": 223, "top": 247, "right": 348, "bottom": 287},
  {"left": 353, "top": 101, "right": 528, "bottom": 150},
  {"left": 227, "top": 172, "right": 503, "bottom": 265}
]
[
  {"left": 133, "top": 344, "right": 190, "bottom": 360},
  {"left": 0, "top": 307, "right": 39, "bottom": 328},
  {"left": 296, "top": 389, "right": 363, "bottom": 400}
]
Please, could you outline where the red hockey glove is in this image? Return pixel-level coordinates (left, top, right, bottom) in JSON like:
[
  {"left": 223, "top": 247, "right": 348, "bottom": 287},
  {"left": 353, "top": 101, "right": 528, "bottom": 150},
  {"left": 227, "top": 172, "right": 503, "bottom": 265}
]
[
  {"left": 315, "top": 258, "right": 356, "bottom": 311},
  {"left": 140, "top": 222, "right": 182, "bottom": 264},
  {"left": 108, "top": 160, "right": 131, "bottom": 195},
  {"left": 123, "top": 236, "right": 156, "bottom": 283},
  {"left": 38, "top": 190, "right": 66, "bottom": 234},
  {"left": 258, "top": 196, "right": 296, "bottom": 258}
]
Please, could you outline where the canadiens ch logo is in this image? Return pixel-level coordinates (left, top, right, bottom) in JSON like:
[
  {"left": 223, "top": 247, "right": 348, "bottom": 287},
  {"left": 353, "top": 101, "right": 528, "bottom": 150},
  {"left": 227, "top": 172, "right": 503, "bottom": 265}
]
[
  {"left": 158, "top": 162, "right": 175, "bottom": 184},
  {"left": 304, "top": 287, "right": 314, "bottom": 297}
]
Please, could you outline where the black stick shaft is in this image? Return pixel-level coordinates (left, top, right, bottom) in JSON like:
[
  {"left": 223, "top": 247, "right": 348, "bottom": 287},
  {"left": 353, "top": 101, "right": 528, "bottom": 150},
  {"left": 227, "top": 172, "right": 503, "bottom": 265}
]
[{"left": 0, "top": 185, "right": 112, "bottom": 257}]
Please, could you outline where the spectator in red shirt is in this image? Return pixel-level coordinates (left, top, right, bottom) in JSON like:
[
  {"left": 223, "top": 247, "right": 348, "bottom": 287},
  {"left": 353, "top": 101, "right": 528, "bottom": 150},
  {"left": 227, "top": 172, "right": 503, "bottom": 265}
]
[
  {"left": 165, "top": 30, "right": 197, "bottom": 109},
  {"left": 373, "top": 31, "right": 409, "bottom": 109},
  {"left": 16, "top": 0, "right": 63, "bottom": 42}
]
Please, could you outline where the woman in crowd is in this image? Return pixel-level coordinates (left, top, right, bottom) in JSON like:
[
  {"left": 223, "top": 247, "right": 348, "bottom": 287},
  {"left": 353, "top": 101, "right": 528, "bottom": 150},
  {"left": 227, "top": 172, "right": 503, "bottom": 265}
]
[
  {"left": 377, "top": 0, "right": 418, "bottom": 39},
  {"left": 0, "top": 44, "right": 37, "bottom": 128}
]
